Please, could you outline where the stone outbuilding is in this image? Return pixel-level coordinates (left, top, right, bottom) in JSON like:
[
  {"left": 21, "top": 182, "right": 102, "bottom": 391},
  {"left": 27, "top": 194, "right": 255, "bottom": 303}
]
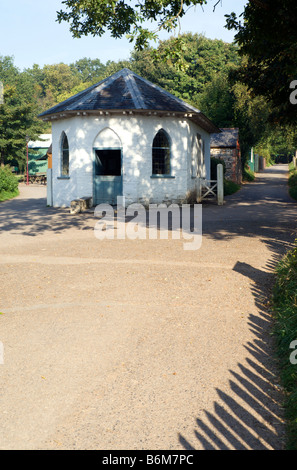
[
  {"left": 38, "top": 68, "right": 220, "bottom": 207},
  {"left": 210, "top": 128, "right": 242, "bottom": 184}
]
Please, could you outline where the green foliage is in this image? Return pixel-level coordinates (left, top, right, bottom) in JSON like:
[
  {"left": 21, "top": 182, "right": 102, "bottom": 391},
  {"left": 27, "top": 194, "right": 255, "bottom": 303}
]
[
  {"left": 0, "top": 165, "right": 18, "bottom": 193},
  {"left": 0, "top": 55, "right": 20, "bottom": 87},
  {"left": 197, "top": 60, "right": 275, "bottom": 166},
  {"left": 70, "top": 57, "right": 107, "bottom": 82},
  {"left": 288, "top": 166, "right": 297, "bottom": 201},
  {"left": 56, "top": 82, "right": 92, "bottom": 104},
  {"left": 243, "top": 165, "right": 255, "bottom": 182},
  {"left": 272, "top": 242, "right": 297, "bottom": 449},
  {"left": 289, "top": 185, "right": 297, "bottom": 202},
  {"left": 0, "top": 189, "right": 19, "bottom": 202},
  {"left": 223, "top": 179, "right": 240, "bottom": 196},
  {"left": 42, "top": 63, "right": 82, "bottom": 103},
  {"left": 197, "top": 70, "right": 236, "bottom": 127},
  {"left": 57, "top": 1, "right": 208, "bottom": 54},
  {"left": 55, "top": 0, "right": 297, "bottom": 127},
  {"left": 232, "top": 81, "right": 271, "bottom": 164},
  {"left": 0, "top": 55, "right": 46, "bottom": 168},
  {"left": 0, "top": 86, "right": 43, "bottom": 167},
  {"left": 226, "top": 0, "right": 297, "bottom": 125},
  {"left": 1, "top": 29, "right": 294, "bottom": 177},
  {"left": 131, "top": 34, "right": 239, "bottom": 107},
  {"left": 254, "top": 126, "right": 297, "bottom": 167}
]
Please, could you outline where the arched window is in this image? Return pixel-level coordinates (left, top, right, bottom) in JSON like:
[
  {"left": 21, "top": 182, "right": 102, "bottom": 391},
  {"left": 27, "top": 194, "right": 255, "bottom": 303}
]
[
  {"left": 152, "top": 129, "right": 171, "bottom": 175},
  {"left": 61, "top": 132, "right": 69, "bottom": 176}
]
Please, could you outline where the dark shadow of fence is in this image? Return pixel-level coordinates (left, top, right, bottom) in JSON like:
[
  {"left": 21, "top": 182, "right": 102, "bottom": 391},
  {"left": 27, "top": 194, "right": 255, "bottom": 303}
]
[{"left": 178, "top": 237, "right": 292, "bottom": 450}]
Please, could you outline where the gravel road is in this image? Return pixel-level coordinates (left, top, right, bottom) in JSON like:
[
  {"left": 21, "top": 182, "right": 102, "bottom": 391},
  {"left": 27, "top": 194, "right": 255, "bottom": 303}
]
[{"left": 0, "top": 164, "right": 296, "bottom": 450}]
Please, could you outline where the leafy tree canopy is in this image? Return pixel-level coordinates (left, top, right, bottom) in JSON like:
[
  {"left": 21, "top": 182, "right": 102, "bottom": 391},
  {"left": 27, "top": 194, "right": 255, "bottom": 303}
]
[
  {"left": 130, "top": 33, "right": 239, "bottom": 104},
  {"left": 70, "top": 57, "right": 107, "bottom": 83},
  {"left": 57, "top": 0, "right": 211, "bottom": 70},
  {"left": 57, "top": 0, "right": 208, "bottom": 48},
  {"left": 57, "top": 1, "right": 297, "bottom": 125},
  {"left": 0, "top": 56, "right": 46, "bottom": 168},
  {"left": 226, "top": 0, "right": 297, "bottom": 125},
  {"left": 0, "top": 85, "right": 43, "bottom": 167},
  {"left": 1, "top": 26, "right": 295, "bottom": 171}
]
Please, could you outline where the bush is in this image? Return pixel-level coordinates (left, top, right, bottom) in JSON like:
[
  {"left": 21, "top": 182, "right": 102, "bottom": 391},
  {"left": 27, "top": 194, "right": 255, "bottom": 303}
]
[
  {"left": 272, "top": 242, "right": 297, "bottom": 449},
  {"left": 243, "top": 166, "right": 255, "bottom": 181},
  {"left": 289, "top": 172, "right": 297, "bottom": 188},
  {"left": 224, "top": 179, "right": 241, "bottom": 196},
  {"left": 288, "top": 166, "right": 297, "bottom": 201},
  {"left": 0, "top": 166, "right": 19, "bottom": 193}
]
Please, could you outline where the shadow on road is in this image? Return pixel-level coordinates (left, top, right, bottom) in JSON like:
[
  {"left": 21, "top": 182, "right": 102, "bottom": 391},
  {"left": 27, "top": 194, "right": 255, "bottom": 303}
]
[
  {"left": 0, "top": 196, "right": 95, "bottom": 236},
  {"left": 1, "top": 166, "right": 296, "bottom": 449},
  {"left": 177, "top": 166, "right": 297, "bottom": 450},
  {"left": 178, "top": 229, "right": 294, "bottom": 449}
]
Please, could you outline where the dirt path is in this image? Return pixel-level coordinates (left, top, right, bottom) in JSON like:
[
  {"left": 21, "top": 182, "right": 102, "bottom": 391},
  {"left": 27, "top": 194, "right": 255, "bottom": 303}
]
[{"left": 0, "top": 164, "right": 296, "bottom": 450}]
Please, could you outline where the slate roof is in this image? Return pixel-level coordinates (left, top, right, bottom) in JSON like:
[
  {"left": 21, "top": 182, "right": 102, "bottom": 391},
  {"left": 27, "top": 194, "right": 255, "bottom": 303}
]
[
  {"left": 38, "top": 68, "right": 220, "bottom": 134},
  {"left": 210, "top": 128, "right": 239, "bottom": 148}
]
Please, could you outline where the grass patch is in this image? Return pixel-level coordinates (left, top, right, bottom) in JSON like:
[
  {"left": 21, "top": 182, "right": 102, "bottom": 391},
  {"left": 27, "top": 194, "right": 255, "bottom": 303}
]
[
  {"left": 272, "top": 242, "right": 297, "bottom": 449},
  {"left": 288, "top": 163, "right": 297, "bottom": 201},
  {"left": 224, "top": 179, "right": 241, "bottom": 196},
  {"left": 289, "top": 186, "right": 297, "bottom": 201},
  {"left": 243, "top": 166, "right": 255, "bottom": 181},
  {"left": 0, "top": 188, "right": 19, "bottom": 202}
]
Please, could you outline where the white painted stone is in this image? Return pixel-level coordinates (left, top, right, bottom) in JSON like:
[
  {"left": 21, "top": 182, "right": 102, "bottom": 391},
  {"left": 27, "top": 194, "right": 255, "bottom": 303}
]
[{"left": 51, "top": 114, "right": 211, "bottom": 207}]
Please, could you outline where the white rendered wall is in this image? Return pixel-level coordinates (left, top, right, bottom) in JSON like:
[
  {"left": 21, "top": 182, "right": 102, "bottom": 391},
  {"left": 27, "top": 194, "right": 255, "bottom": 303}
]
[
  {"left": 51, "top": 114, "right": 210, "bottom": 207},
  {"left": 186, "top": 119, "right": 211, "bottom": 194}
]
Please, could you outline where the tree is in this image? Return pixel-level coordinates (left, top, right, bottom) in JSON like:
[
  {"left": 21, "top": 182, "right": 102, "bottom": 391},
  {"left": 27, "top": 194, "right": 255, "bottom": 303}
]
[
  {"left": 255, "top": 126, "right": 297, "bottom": 163},
  {"left": 232, "top": 81, "right": 271, "bottom": 163},
  {"left": 226, "top": 0, "right": 297, "bottom": 125},
  {"left": 56, "top": 0, "right": 211, "bottom": 69},
  {"left": 42, "top": 63, "right": 82, "bottom": 103},
  {"left": 57, "top": 0, "right": 208, "bottom": 47},
  {"left": 56, "top": 1, "right": 297, "bottom": 125},
  {"left": 70, "top": 57, "right": 107, "bottom": 83},
  {"left": 197, "top": 69, "right": 236, "bottom": 127},
  {"left": 0, "top": 56, "right": 44, "bottom": 168},
  {"left": 0, "top": 86, "right": 42, "bottom": 167},
  {"left": 130, "top": 33, "right": 239, "bottom": 106},
  {"left": 197, "top": 65, "right": 272, "bottom": 164}
]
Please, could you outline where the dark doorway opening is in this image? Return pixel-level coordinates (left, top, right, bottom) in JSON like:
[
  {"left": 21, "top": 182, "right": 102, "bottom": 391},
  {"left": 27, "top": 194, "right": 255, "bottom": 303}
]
[{"left": 95, "top": 149, "right": 121, "bottom": 176}]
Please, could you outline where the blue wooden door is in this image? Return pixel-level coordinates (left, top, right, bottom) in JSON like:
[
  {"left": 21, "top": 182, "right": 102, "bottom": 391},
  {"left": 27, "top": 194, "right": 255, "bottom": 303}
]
[{"left": 94, "top": 148, "right": 122, "bottom": 205}]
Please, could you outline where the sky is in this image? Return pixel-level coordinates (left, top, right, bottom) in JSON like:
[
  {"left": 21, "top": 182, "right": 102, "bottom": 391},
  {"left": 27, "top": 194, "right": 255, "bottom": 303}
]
[{"left": 0, "top": 0, "right": 247, "bottom": 71}]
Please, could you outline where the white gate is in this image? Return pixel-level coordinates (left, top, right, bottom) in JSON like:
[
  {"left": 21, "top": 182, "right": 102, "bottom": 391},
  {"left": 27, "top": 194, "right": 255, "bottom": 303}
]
[{"left": 197, "top": 163, "right": 224, "bottom": 205}]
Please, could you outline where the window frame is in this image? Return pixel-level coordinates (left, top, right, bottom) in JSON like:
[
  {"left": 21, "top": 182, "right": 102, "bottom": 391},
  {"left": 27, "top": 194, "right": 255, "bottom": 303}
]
[
  {"left": 60, "top": 132, "right": 70, "bottom": 178},
  {"left": 151, "top": 129, "right": 172, "bottom": 177}
]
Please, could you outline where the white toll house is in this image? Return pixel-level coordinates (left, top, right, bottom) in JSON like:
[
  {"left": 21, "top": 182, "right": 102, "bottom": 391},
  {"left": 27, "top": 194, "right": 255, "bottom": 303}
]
[{"left": 38, "top": 68, "right": 220, "bottom": 209}]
